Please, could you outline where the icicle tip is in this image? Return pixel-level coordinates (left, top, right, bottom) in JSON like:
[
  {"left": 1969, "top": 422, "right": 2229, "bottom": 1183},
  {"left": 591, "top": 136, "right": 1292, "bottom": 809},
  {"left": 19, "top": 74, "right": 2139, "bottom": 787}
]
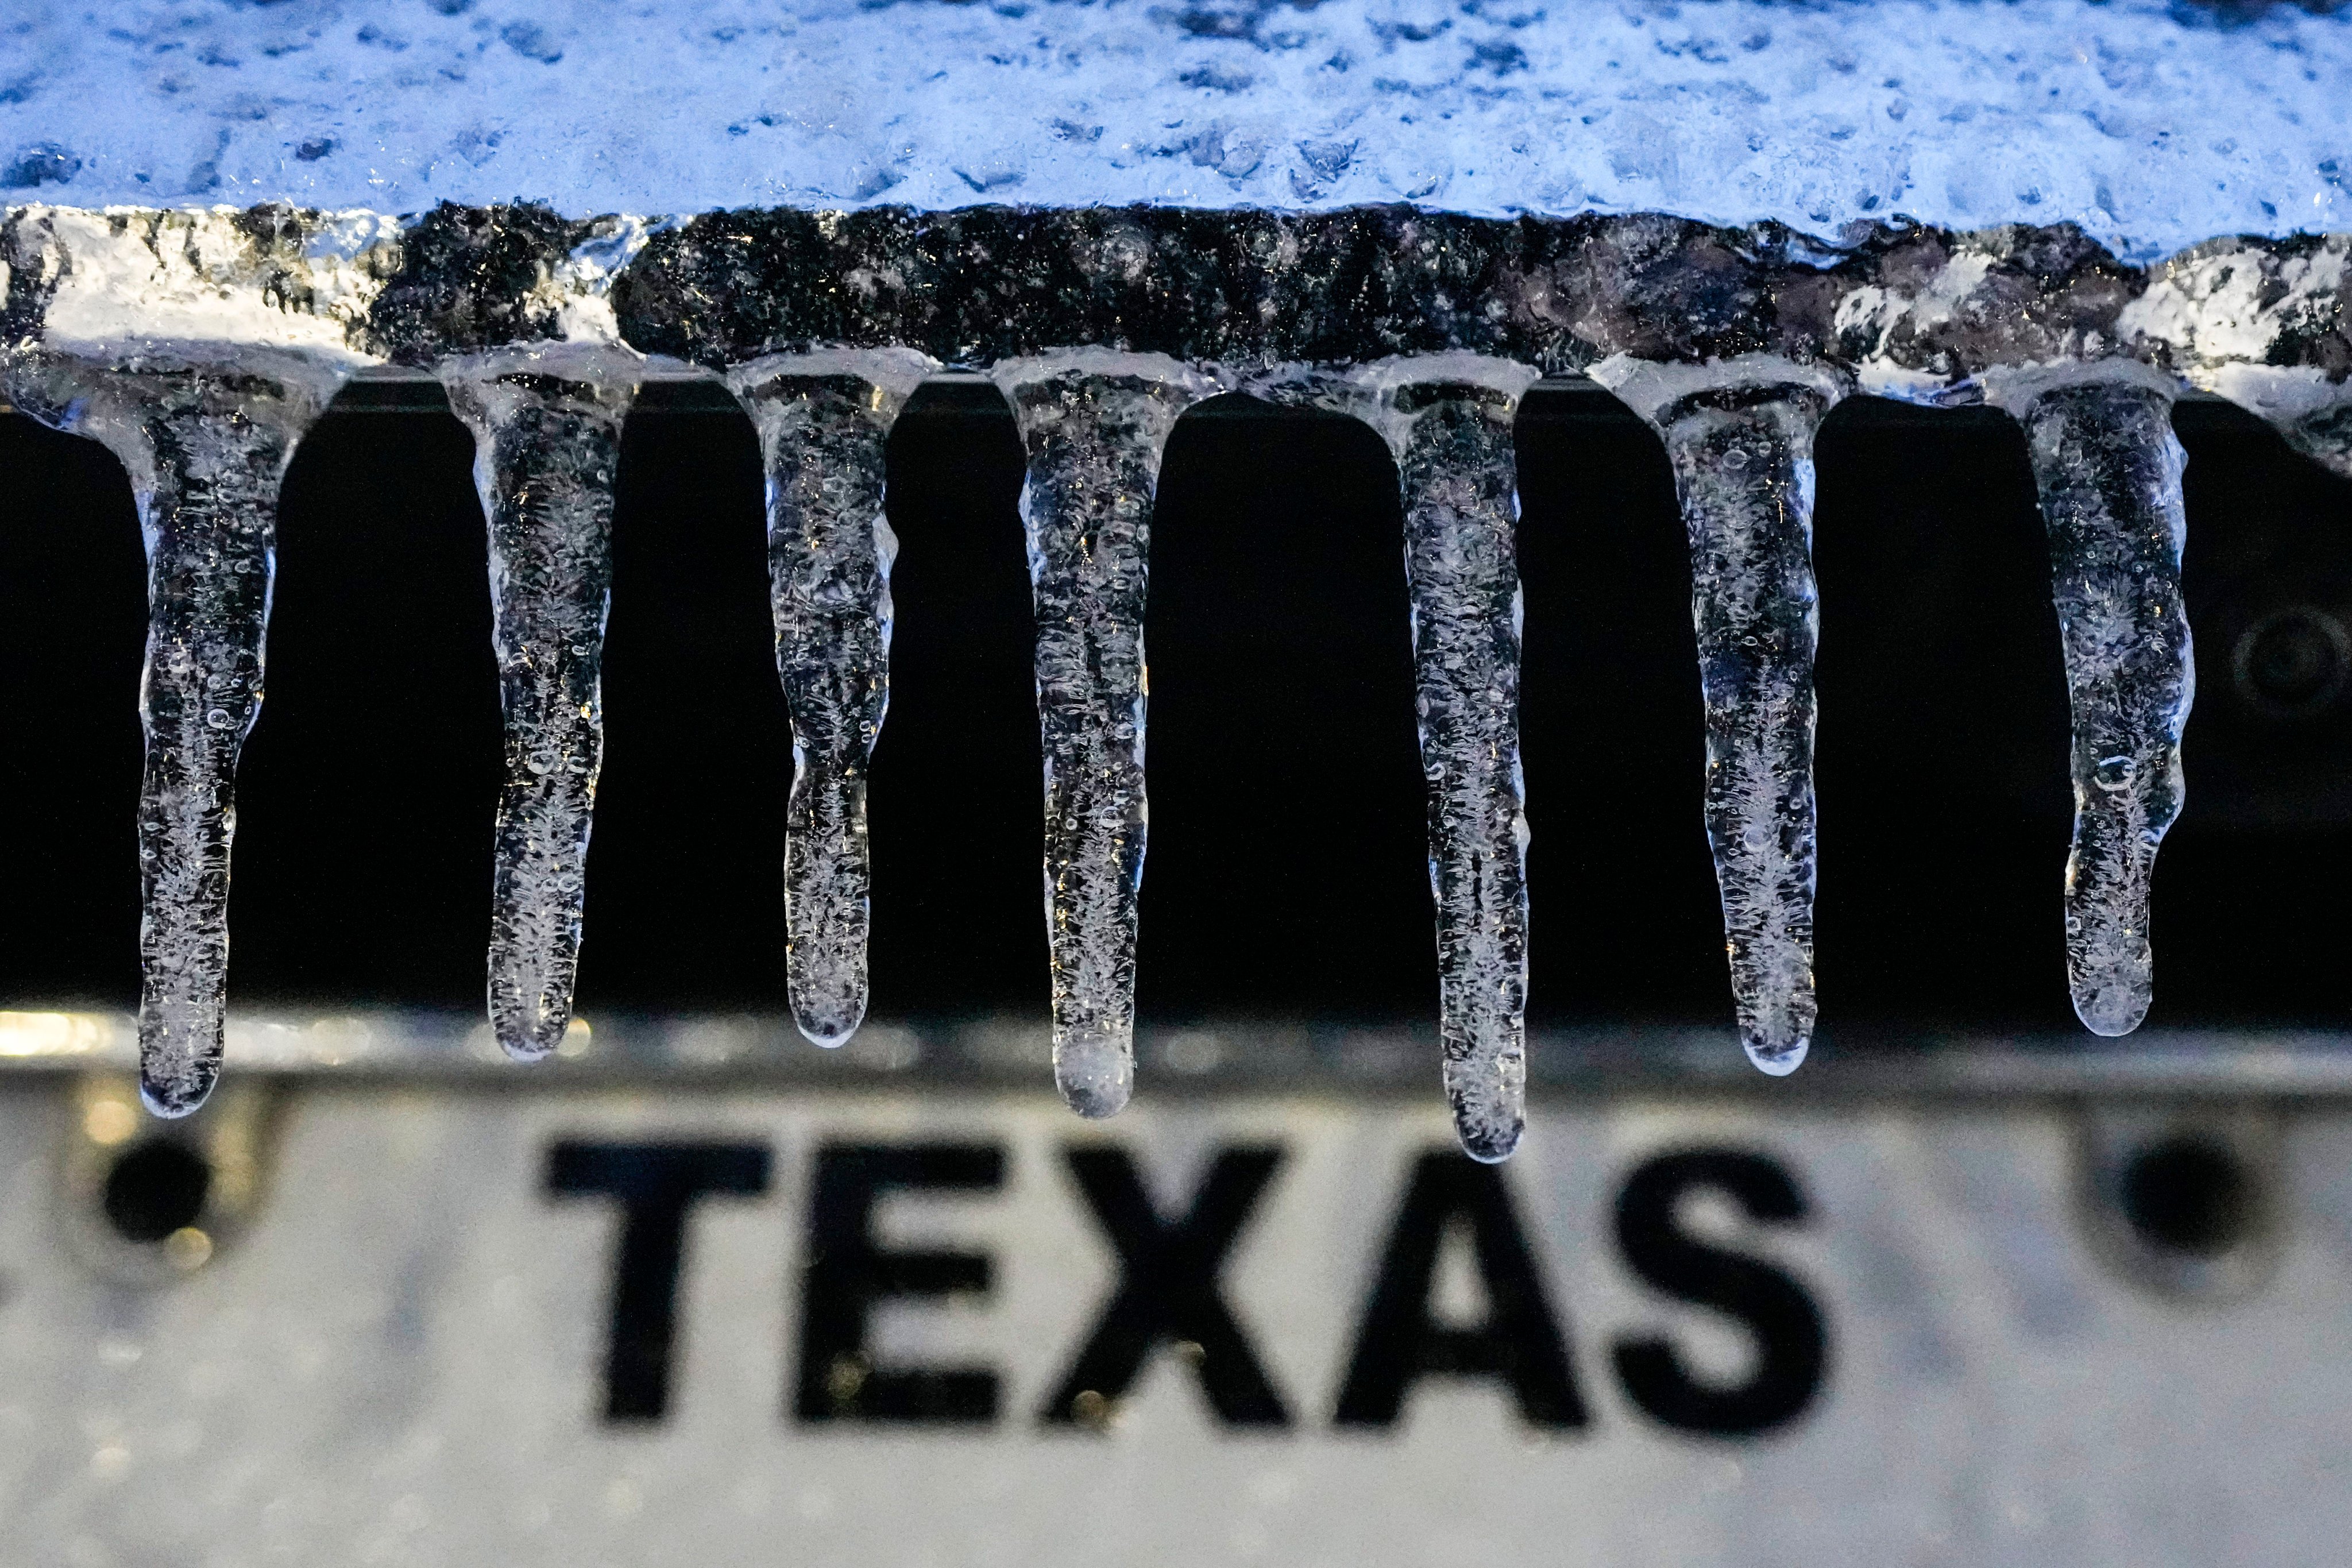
[
  {"left": 791, "top": 1006, "right": 865, "bottom": 1051},
  {"left": 1053, "top": 1028, "right": 1134, "bottom": 1119},
  {"left": 2071, "top": 979, "right": 2151, "bottom": 1038},
  {"left": 1454, "top": 1114, "right": 1523, "bottom": 1165},
  {"left": 1743, "top": 1033, "right": 1810, "bottom": 1077},
  {"left": 1446, "top": 1059, "right": 1525, "bottom": 1163},
  {"left": 491, "top": 1003, "right": 571, "bottom": 1064},
  {"left": 138, "top": 1059, "right": 217, "bottom": 1120}
]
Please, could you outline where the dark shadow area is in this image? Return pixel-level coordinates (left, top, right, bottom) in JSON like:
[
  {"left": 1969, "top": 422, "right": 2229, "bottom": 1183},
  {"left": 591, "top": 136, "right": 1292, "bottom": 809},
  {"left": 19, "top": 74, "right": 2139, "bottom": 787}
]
[
  {"left": 863, "top": 379, "right": 1045, "bottom": 1017},
  {"left": 1143, "top": 393, "right": 1431, "bottom": 1021},
  {"left": 0, "top": 412, "right": 146, "bottom": 1007},
  {"left": 233, "top": 397, "right": 501, "bottom": 1006},
  {"left": 1515, "top": 385, "right": 1728, "bottom": 1028},
  {"left": 2163, "top": 396, "right": 2352, "bottom": 1024},
  {"left": 1809, "top": 395, "right": 2077, "bottom": 1035},
  {"left": 573, "top": 389, "right": 789, "bottom": 1010}
]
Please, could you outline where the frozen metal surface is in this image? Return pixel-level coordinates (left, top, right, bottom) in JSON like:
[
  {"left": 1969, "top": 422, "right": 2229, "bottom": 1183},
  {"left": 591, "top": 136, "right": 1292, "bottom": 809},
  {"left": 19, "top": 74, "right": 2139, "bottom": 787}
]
[
  {"left": 9, "top": 1011, "right": 2352, "bottom": 1096},
  {"left": 0, "top": 1080, "right": 2346, "bottom": 1563},
  {"left": 6, "top": 204, "right": 2346, "bottom": 470}
]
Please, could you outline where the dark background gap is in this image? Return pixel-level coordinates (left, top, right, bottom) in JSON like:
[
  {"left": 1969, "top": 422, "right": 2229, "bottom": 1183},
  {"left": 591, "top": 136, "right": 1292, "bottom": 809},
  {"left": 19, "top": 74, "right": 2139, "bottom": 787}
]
[{"left": 0, "top": 382, "right": 2347, "bottom": 1034}]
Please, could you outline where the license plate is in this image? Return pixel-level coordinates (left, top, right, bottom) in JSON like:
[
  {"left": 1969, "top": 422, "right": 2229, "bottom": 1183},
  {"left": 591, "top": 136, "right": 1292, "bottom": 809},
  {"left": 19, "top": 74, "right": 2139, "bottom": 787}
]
[{"left": 1, "top": 1015, "right": 2346, "bottom": 1566}]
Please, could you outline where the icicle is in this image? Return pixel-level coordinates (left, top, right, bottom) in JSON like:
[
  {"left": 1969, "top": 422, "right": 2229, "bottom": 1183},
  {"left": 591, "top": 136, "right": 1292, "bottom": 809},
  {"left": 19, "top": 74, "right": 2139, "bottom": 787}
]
[
  {"left": 1595, "top": 356, "right": 1847, "bottom": 1076},
  {"left": 724, "top": 349, "right": 937, "bottom": 1048},
  {"left": 989, "top": 353, "right": 1221, "bottom": 1118},
  {"left": 443, "top": 358, "right": 639, "bottom": 1060},
  {"left": 42, "top": 364, "right": 343, "bottom": 1115},
  {"left": 1337, "top": 356, "right": 1541, "bottom": 1162},
  {"left": 1987, "top": 362, "right": 2193, "bottom": 1037}
]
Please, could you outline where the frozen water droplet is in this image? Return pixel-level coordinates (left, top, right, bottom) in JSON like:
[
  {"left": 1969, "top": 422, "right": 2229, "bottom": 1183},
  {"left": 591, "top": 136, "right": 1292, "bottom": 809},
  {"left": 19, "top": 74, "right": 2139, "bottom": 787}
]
[
  {"left": 992, "top": 353, "right": 1216, "bottom": 1117},
  {"left": 446, "top": 365, "right": 636, "bottom": 1063},
  {"left": 727, "top": 351, "right": 933, "bottom": 1052},
  {"left": 1055, "top": 1025, "right": 1134, "bottom": 1119},
  {"left": 140, "top": 1048, "right": 217, "bottom": 1119},
  {"left": 1744, "top": 1031, "right": 1809, "bottom": 1076},
  {"left": 204, "top": 708, "right": 232, "bottom": 730},
  {"left": 1643, "top": 377, "right": 1835, "bottom": 1076},
  {"left": 1999, "top": 370, "right": 2193, "bottom": 1040}
]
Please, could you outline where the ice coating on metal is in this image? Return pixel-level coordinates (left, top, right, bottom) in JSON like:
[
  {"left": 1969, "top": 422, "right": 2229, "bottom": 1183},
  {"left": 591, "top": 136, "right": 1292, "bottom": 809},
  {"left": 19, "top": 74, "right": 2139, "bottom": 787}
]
[
  {"left": 725, "top": 349, "right": 937, "bottom": 1049},
  {"left": 9, "top": 2, "right": 2352, "bottom": 258},
  {"left": 992, "top": 352, "right": 1219, "bottom": 1119},
  {"left": 2126, "top": 234, "right": 2352, "bottom": 480},
  {"left": 8, "top": 204, "right": 396, "bottom": 365},
  {"left": 445, "top": 365, "right": 637, "bottom": 1061},
  {"left": 1992, "top": 365, "right": 2195, "bottom": 1038},
  {"left": 9, "top": 203, "right": 2351, "bottom": 474},
  {"left": 1601, "top": 358, "right": 1841, "bottom": 1076},
  {"left": 1341, "top": 357, "right": 1540, "bottom": 1161},
  {"left": 40, "top": 369, "right": 328, "bottom": 1115}
]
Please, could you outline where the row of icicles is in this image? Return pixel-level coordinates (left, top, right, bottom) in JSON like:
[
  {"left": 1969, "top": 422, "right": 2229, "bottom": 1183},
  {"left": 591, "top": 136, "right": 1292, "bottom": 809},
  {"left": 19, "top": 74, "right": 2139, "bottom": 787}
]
[{"left": 71, "top": 347, "right": 2190, "bottom": 1162}]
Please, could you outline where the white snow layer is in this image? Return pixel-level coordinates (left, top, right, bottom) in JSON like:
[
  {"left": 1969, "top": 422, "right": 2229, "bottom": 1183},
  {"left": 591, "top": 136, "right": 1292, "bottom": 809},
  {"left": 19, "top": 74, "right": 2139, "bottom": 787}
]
[{"left": 0, "top": 0, "right": 2346, "bottom": 261}]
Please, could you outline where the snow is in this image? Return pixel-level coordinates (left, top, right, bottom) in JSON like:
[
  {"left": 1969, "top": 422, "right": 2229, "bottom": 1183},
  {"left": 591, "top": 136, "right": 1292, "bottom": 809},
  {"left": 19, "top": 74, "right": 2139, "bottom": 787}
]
[{"left": 1, "top": 0, "right": 2346, "bottom": 262}]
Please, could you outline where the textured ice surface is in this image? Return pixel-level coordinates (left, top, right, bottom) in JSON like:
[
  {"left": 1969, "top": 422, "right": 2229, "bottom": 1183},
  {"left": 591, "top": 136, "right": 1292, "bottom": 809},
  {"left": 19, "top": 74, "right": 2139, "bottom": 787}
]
[
  {"left": 1988, "top": 362, "right": 2194, "bottom": 1038},
  {"left": 2129, "top": 234, "right": 2352, "bottom": 477},
  {"left": 993, "top": 352, "right": 1218, "bottom": 1118},
  {"left": 0, "top": 206, "right": 397, "bottom": 361},
  {"left": 446, "top": 360, "right": 637, "bottom": 1061},
  {"left": 725, "top": 349, "right": 936, "bottom": 1049},
  {"left": 4, "top": 1, "right": 2350, "bottom": 258},
  {"left": 1339, "top": 355, "right": 1539, "bottom": 1161},
  {"left": 8, "top": 203, "right": 2349, "bottom": 459},
  {"left": 17, "top": 362, "right": 337, "bottom": 1114},
  {"left": 1598, "top": 356, "right": 1845, "bottom": 1076}
]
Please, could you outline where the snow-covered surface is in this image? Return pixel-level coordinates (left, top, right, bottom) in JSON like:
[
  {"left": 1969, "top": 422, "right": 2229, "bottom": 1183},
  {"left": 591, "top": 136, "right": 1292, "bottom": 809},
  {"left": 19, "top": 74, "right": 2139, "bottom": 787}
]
[{"left": 2, "top": 0, "right": 2347, "bottom": 261}]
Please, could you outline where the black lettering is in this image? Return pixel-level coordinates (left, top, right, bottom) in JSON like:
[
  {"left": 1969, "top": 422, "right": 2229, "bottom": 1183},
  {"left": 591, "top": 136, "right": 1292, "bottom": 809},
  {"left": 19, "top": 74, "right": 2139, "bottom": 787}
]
[
  {"left": 1611, "top": 1148, "right": 1828, "bottom": 1436},
  {"left": 1333, "top": 1151, "right": 1588, "bottom": 1428},
  {"left": 1041, "top": 1145, "right": 1291, "bottom": 1427},
  {"left": 546, "top": 1140, "right": 773, "bottom": 1423},
  {"left": 794, "top": 1142, "right": 1003, "bottom": 1424}
]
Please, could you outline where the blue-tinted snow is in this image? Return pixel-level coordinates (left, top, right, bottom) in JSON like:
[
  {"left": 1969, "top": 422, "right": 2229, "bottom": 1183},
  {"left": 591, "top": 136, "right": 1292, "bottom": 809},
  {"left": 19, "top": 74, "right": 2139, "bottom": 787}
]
[{"left": 1, "top": 0, "right": 2346, "bottom": 260}]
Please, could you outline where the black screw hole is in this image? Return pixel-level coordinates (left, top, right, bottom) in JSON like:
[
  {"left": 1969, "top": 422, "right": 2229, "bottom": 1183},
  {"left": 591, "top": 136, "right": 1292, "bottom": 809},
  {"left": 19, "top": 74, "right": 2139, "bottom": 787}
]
[
  {"left": 2119, "top": 1136, "right": 2254, "bottom": 1258},
  {"left": 2231, "top": 607, "right": 2351, "bottom": 721},
  {"left": 102, "top": 1140, "right": 212, "bottom": 1244}
]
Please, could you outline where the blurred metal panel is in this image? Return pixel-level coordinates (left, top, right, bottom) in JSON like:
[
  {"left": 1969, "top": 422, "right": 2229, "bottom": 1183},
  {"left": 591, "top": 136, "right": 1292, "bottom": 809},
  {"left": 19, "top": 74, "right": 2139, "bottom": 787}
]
[{"left": 0, "top": 1029, "right": 2346, "bottom": 1566}]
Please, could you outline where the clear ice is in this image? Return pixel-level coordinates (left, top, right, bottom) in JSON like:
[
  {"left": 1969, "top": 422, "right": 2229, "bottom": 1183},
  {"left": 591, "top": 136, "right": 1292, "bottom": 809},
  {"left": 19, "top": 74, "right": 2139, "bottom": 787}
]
[
  {"left": 1994, "top": 368, "right": 2194, "bottom": 1037},
  {"left": 1607, "top": 362, "right": 1842, "bottom": 1076},
  {"left": 49, "top": 367, "right": 338, "bottom": 1115},
  {"left": 1341, "top": 359, "right": 1540, "bottom": 1162},
  {"left": 725, "top": 351, "right": 935, "bottom": 1049},
  {"left": 445, "top": 365, "right": 638, "bottom": 1060},
  {"left": 991, "top": 354, "right": 1218, "bottom": 1118}
]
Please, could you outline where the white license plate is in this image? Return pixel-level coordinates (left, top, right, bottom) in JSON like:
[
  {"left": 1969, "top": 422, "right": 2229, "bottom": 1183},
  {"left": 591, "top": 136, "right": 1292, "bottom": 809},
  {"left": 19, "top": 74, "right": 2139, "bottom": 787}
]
[{"left": 1, "top": 1019, "right": 2347, "bottom": 1567}]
